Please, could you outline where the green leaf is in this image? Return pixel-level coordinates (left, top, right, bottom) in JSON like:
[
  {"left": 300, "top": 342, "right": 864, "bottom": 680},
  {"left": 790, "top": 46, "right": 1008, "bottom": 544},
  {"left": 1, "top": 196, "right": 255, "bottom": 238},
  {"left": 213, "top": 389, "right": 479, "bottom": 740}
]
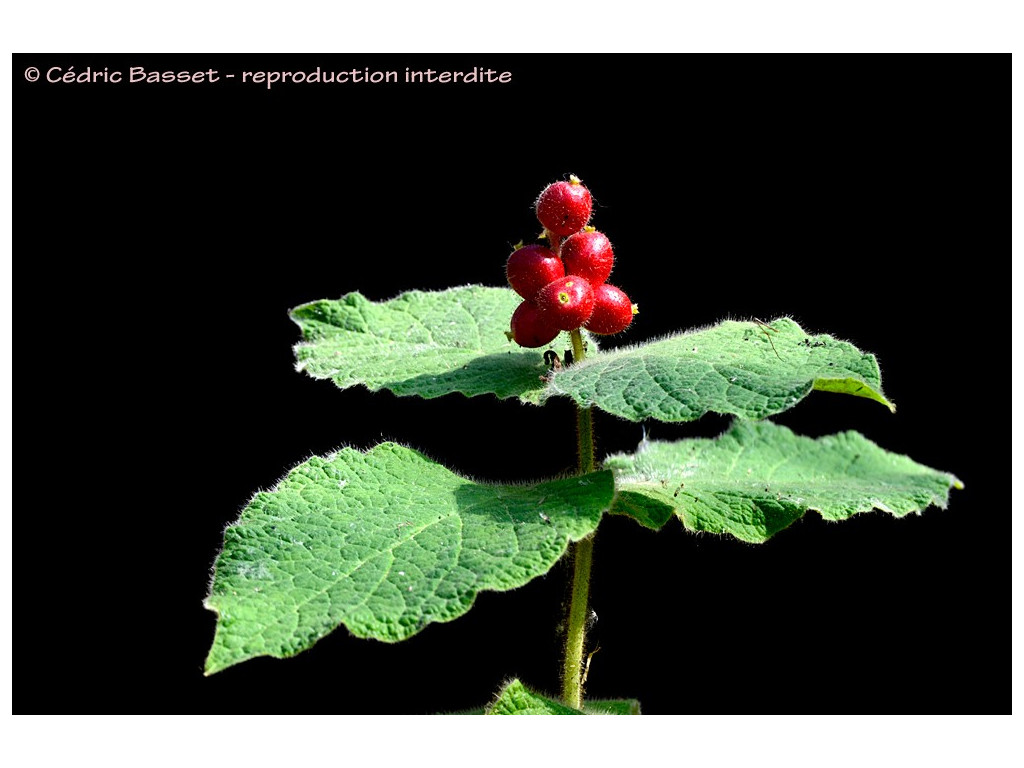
[
  {"left": 605, "top": 420, "right": 962, "bottom": 543},
  {"left": 582, "top": 698, "right": 643, "bottom": 715},
  {"left": 608, "top": 495, "right": 674, "bottom": 530},
  {"left": 205, "top": 443, "right": 614, "bottom": 674},
  {"left": 545, "top": 317, "right": 894, "bottom": 422},
  {"left": 291, "top": 295, "right": 885, "bottom": 425},
  {"left": 482, "top": 680, "right": 641, "bottom": 715},
  {"left": 486, "top": 680, "right": 583, "bottom": 715},
  {"left": 291, "top": 286, "right": 554, "bottom": 403}
]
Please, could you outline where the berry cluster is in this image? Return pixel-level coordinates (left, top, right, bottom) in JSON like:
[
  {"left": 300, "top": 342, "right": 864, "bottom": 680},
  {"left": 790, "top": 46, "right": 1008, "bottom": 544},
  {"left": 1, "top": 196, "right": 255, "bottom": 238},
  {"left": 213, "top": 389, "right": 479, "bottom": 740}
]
[{"left": 506, "top": 176, "right": 637, "bottom": 349}]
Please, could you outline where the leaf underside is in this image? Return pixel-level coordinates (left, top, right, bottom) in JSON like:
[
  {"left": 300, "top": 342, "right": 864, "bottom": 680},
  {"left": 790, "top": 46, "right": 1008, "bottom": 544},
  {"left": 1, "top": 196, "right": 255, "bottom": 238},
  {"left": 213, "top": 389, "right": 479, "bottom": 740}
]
[
  {"left": 204, "top": 443, "right": 614, "bottom": 674},
  {"left": 292, "top": 287, "right": 892, "bottom": 422},
  {"left": 606, "top": 420, "right": 963, "bottom": 543},
  {"left": 484, "top": 679, "right": 641, "bottom": 715}
]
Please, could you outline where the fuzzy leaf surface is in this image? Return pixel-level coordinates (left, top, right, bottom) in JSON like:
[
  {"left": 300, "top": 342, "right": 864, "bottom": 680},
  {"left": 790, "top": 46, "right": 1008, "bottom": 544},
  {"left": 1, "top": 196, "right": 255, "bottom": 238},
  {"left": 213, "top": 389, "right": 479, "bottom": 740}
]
[
  {"left": 205, "top": 444, "right": 614, "bottom": 673},
  {"left": 546, "top": 317, "right": 893, "bottom": 421},
  {"left": 291, "top": 286, "right": 553, "bottom": 403},
  {"left": 606, "top": 420, "right": 962, "bottom": 543},
  {"left": 486, "top": 680, "right": 583, "bottom": 715},
  {"left": 583, "top": 699, "right": 643, "bottom": 715},
  {"left": 483, "top": 680, "right": 640, "bottom": 715}
]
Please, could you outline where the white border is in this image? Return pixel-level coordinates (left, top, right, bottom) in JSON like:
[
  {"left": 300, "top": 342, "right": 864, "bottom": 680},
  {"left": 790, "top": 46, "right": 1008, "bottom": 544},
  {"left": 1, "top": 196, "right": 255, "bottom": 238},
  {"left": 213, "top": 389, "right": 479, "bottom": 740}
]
[
  {"left": 2, "top": 2, "right": 1020, "bottom": 53},
  {"left": 4, "top": 715, "right": 1023, "bottom": 767},
  {"left": 3, "top": 2, "right": 1017, "bottom": 766}
]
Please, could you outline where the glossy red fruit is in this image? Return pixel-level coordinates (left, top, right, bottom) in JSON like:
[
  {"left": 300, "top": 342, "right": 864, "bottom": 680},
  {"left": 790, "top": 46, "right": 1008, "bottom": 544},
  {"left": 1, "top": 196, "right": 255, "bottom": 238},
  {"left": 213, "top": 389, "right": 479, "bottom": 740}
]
[
  {"left": 584, "top": 283, "right": 635, "bottom": 335},
  {"left": 560, "top": 230, "right": 614, "bottom": 286},
  {"left": 506, "top": 244, "right": 565, "bottom": 301},
  {"left": 508, "top": 300, "right": 561, "bottom": 348},
  {"left": 536, "top": 276, "right": 596, "bottom": 331},
  {"left": 536, "top": 177, "right": 593, "bottom": 236}
]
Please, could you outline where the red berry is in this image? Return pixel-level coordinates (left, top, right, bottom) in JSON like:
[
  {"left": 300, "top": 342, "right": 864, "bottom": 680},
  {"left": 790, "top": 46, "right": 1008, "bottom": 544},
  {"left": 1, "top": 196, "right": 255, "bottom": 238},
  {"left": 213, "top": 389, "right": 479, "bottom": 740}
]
[
  {"left": 584, "top": 284, "right": 635, "bottom": 335},
  {"left": 536, "top": 177, "right": 593, "bottom": 236},
  {"left": 536, "top": 276, "right": 596, "bottom": 331},
  {"left": 508, "top": 300, "right": 561, "bottom": 348},
  {"left": 561, "top": 230, "right": 614, "bottom": 286},
  {"left": 506, "top": 244, "right": 565, "bottom": 300}
]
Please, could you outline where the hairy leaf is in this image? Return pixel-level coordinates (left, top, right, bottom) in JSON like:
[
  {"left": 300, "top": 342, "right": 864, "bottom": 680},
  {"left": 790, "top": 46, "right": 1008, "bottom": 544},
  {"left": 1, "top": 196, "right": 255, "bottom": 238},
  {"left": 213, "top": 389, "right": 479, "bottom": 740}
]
[
  {"left": 291, "top": 286, "right": 556, "bottom": 403},
  {"left": 205, "top": 444, "right": 614, "bottom": 674},
  {"left": 487, "top": 680, "right": 583, "bottom": 715},
  {"left": 484, "top": 679, "right": 640, "bottom": 715},
  {"left": 546, "top": 317, "right": 893, "bottom": 421},
  {"left": 583, "top": 698, "right": 643, "bottom": 715},
  {"left": 292, "top": 295, "right": 889, "bottom": 426},
  {"left": 605, "top": 420, "right": 962, "bottom": 543}
]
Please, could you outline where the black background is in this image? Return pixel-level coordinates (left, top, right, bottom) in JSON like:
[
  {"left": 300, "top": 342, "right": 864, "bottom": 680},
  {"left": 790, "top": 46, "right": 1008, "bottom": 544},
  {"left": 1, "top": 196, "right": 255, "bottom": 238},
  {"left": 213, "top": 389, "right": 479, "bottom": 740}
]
[{"left": 15, "top": 54, "right": 1008, "bottom": 714}]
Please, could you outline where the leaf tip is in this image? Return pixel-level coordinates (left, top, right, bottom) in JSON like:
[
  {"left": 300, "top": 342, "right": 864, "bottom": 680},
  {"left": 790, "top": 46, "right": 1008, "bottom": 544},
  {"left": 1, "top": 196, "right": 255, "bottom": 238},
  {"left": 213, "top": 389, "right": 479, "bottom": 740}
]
[{"left": 202, "top": 647, "right": 228, "bottom": 677}]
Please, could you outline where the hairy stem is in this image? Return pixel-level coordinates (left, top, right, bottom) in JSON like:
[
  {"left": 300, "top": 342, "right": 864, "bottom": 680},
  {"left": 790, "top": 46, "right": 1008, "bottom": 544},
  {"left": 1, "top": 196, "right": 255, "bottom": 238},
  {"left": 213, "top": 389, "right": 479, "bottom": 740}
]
[
  {"left": 569, "top": 330, "right": 593, "bottom": 474},
  {"left": 562, "top": 533, "right": 594, "bottom": 709},
  {"left": 562, "top": 327, "right": 596, "bottom": 709}
]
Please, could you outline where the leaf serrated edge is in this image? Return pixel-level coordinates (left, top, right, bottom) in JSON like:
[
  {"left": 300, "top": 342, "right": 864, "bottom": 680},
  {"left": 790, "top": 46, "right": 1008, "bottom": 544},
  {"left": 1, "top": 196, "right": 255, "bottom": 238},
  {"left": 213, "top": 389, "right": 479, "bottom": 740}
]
[
  {"left": 289, "top": 284, "right": 497, "bottom": 374},
  {"left": 204, "top": 442, "right": 617, "bottom": 674},
  {"left": 542, "top": 316, "right": 893, "bottom": 416},
  {"left": 288, "top": 284, "right": 557, "bottom": 404},
  {"left": 604, "top": 422, "right": 964, "bottom": 543}
]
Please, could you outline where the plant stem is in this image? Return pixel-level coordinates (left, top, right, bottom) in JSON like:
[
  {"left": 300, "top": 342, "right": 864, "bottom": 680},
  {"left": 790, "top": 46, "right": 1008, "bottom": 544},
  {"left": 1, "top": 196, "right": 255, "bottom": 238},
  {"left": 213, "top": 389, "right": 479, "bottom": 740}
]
[
  {"left": 562, "top": 327, "right": 596, "bottom": 709},
  {"left": 570, "top": 330, "right": 594, "bottom": 474},
  {"left": 562, "top": 533, "right": 594, "bottom": 709}
]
